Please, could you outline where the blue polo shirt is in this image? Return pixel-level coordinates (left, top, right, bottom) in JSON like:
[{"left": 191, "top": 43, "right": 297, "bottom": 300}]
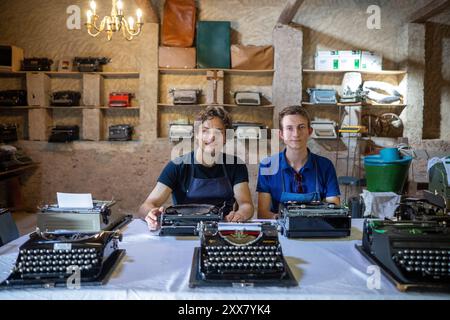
[{"left": 256, "top": 150, "right": 340, "bottom": 212}]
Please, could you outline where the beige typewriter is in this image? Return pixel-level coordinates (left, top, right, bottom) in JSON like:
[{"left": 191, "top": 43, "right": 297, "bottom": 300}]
[
  {"left": 311, "top": 121, "right": 337, "bottom": 139},
  {"left": 233, "top": 91, "right": 261, "bottom": 106},
  {"left": 170, "top": 89, "right": 201, "bottom": 105},
  {"left": 169, "top": 123, "right": 194, "bottom": 142}
]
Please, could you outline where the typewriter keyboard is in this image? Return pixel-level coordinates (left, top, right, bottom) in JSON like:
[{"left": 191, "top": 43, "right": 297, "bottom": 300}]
[
  {"left": 14, "top": 248, "right": 102, "bottom": 277},
  {"left": 202, "top": 245, "right": 285, "bottom": 274},
  {"left": 392, "top": 248, "right": 450, "bottom": 278}
]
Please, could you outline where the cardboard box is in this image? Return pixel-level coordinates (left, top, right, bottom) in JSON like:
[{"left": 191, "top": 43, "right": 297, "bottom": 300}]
[
  {"left": 361, "top": 51, "right": 382, "bottom": 71},
  {"left": 159, "top": 46, "right": 196, "bottom": 69},
  {"left": 314, "top": 51, "right": 340, "bottom": 71},
  {"left": 339, "top": 50, "right": 361, "bottom": 71}
]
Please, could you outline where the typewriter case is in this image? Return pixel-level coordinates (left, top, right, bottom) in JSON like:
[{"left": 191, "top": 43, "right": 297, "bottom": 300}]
[{"left": 279, "top": 202, "right": 351, "bottom": 238}]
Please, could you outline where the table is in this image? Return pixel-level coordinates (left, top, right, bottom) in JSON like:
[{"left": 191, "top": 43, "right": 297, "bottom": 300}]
[{"left": 0, "top": 219, "right": 449, "bottom": 300}]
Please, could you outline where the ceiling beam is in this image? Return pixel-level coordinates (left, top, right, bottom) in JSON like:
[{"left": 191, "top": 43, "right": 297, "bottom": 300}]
[
  {"left": 277, "top": 0, "right": 305, "bottom": 25},
  {"left": 409, "top": 0, "right": 450, "bottom": 23}
]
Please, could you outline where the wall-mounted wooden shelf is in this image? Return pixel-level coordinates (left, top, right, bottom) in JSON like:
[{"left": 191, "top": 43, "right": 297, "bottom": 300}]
[
  {"left": 158, "top": 68, "right": 274, "bottom": 76},
  {"left": 301, "top": 102, "right": 407, "bottom": 108},
  {"left": 157, "top": 103, "right": 274, "bottom": 109},
  {"left": 0, "top": 71, "right": 140, "bottom": 79},
  {"left": 302, "top": 69, "right": 407, "bottom": 75}
]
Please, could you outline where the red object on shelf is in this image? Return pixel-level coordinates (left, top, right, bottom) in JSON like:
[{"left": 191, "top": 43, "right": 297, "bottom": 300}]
[{"left": 108, "top": 92, "right": 133, "bottom": 108}]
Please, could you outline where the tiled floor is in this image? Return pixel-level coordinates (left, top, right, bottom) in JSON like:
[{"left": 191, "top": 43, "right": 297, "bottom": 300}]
[{"left": 11, "top": 211, "right": 37, "bottom": 236}]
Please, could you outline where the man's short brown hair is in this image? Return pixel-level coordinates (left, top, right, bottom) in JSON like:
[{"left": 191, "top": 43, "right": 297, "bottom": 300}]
[
  {"left": 278, "top": 105, "right": 311, "bottom": 130},
  {"left": 196, "top": 106, "right": 233, "bottom": 129}
]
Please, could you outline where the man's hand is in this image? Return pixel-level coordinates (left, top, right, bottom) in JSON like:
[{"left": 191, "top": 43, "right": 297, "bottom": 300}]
[
  {"left": 225, "top": 211, "right": 247, "bottom": 222},
  {"left": 145, "top": 206, "right": 164, "bottom": 231}
]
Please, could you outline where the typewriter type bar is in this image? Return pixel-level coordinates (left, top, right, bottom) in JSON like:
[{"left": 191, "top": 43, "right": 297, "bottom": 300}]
[
  {"left": 0, "top": 230, "right": 125, "bottom": 289},
  {"left": 189, "top": 221, "right": 297, "bottom": 288},
  {"left": 279, "top": 202, "right": 351, "bottom": 238},
  {"left": 357, "top": 219, "right": 450, "bottom": 292}
]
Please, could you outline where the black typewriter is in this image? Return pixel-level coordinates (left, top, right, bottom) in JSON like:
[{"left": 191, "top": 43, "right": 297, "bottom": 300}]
[
  {"left": 357, "top": 219, "right": 450, "bottom": 291},
  {"left": 0, "top": 90, "right": 27, "bottom": 106},
  {"left": 279, "top": 202, "right": 351, "bottom": 238},
  {"left": 108, "top": 124, "right": 133, "bottom": 141},
  {"left": 0, "top": 230, "right": 125, "bottom": 289},
  {"left": 48, "top": 125, "right": 79, "bottom": 143},
  {"left": 0, "top": 145, "right": 33, "bottom": 171},
  {"left": 21, "top": 58, "right": 53, "bottom": 71},
  {"left": 189, "top": 221, "right": 297, "bottom": 287},
  {"left": 73, "top": 57, "right": 110, "bottom": 72},
  {"left": 0, "top": 124, "right": 18, "bottom": 143},
  {"left": 396, "top": 198, "right": 450, "bottom": 223},
  {"left": 160, "top": 204, "right": 224, "bottom": 236},
  {"left": 51, "top": 91, "right": 81, "bottom": 107}
]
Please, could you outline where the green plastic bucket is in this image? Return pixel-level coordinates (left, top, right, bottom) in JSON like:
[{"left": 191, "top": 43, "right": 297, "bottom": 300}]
[{"left": 364, "top": 149, "right": 413, "bottom": 193}]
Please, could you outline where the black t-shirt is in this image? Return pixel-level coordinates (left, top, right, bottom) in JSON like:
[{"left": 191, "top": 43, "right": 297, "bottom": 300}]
[{"left": 157, "top": 152, "right": 249, "bottom": 205}]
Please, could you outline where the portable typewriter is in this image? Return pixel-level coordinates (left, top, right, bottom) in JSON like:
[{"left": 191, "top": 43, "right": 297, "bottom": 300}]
[
  {"left": 0, "top": 124, "right": 18, "bottom": 143},
  {"left": 189, "top": 221, "right": 297, "bottom": 287},
  {"left": 48, "top": 125, "right": 79, "bottom": 143},
  {"left": 0, "top": 229, "right": 125, "bottom": 289},
  {"left": 169, "top": 123, "right": 194, "bottom": 142},
  {"left": 159, "top": 204, "right": 224, "bottom": 236},
  {"left": 108, "top": 92, "right": 133, "bottom": 108},
  {"left": 279, "top": 202, "right": 351, "bottom": 238},
  {"left": 170, "top": 89, "right": 201, "bottom": 105},
  {"left": 232, "top": 122, "right": 267, "bottom": 140},
  {"left": 21, "top": 58, "right": 53, "bottom": 71},
  {"left": 0, "top": 90, "right": 27, "bottom": 106},
  {"left": 396, "top": 198, "right": 450, "bottom": 223},
  {"left": 108, "top": 124, "right": 133, "bottom": 141},
  {"left": 73, "top": 57, "right": 110, "bottom": 72},
  {"left": 306, "top": 88, "right": 337, "bottom": 105},
  {"left": 37, "top": 200, "right": 130, "bottom": 233},
  {"left": 357, "top": 219, "right": 450, "bottom": 291},
  {"left": 0, "top": 145, "right": 33, "bottom": 171},
  {"left": 51, "top": 91, "right": 81, "bottom": 107},
  {"left": 234, "top": 91, "right": 261, "bottom": 106}
]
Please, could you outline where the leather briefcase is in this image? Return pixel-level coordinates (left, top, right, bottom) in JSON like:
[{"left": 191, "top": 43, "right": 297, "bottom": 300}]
[
  {"left": 159, "top": 47, "right": 196, "bottom": 69},
  {"left": 231, "top": 45, "right": 274, "bottom": 70},
  {"left": 162, "top": 0, "right": 196, "bottom": 47}
]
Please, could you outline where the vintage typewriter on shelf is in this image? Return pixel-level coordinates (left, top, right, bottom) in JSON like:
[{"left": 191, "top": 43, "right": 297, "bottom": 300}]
[
  {"left": 48, "top": 125, "right": 79, "bottom": 143},
  {"left": 159, "top": 204, "right": 224, "bottom": 236},
  {"left": 21, "top": 58, "right": 53, "bottom": 71},
  {"left": 0, "top": 124, "right": 18, "bottom": 143},
  {"left": 0, "top": 90, "right": 27, "bottom": 106},
  {"left": 311, "top": 121, "right": 337, "bottom": 139},
  {"left": 306, "top": 88, "right": 337, "bottom": 105},
  {"left": 189, "top": 221, "right": 297, "bottom": 288},
  {"left": 233, "top": 91, "right": 261, "bottom": 106},
  {"left": 51, "top": 91, "right": 81, "bottom": 107},
  {"left": 357, "top": 219, "right": 450, "bottom": 291},
  {"left": 73, "top": 57, "right": 110, "bottom": 72},
  {"left": 0, "top": 229, "right": 125, "bottom": 289},
  {"left": 170, "top": 89, "right": 201, "bottom": 105},
  {"left": 108, "top": 124, "right": 133, "bottom": 141},
  {"left": 108, "top": 92, "right": 133, "bottom": 108},
  {"left": 169, "top": 123, "right": 194, "bottom": 143},
  {"left": 37, "top": 200, "right": 132, "bottom": 233},
  {"left": 279, "top": 202, "right": 351, "bottom": 238},
  {"left": 232, "top": 122, "right": 267, "bottom": 140}
]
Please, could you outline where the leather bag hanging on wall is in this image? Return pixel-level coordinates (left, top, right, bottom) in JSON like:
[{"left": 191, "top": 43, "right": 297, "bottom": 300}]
[
  {"left": 231, "top": 45, "right": 274, "bottom": 70},
  {"left": 162, "top": 0, "right": 197, "bottom": 47}
]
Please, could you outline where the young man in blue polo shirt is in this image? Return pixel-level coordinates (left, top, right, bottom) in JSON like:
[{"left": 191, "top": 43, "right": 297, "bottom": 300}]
[{"left": 257, "top": 105, "right": 341, "bottom": 219}]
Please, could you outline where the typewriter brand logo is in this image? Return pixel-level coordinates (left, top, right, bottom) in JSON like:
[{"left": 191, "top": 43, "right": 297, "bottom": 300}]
[
  {"left": 366, "top": 265, "right": 381, "bottom": 290},
  {"left": 67, "top": 5, "right": 81, "bottom": 30},
  {"left": 367, "top": 5, "right": 381, "bottom": 30},
  {"left": 66, "top": 265, "right": 81, "bottom": 290}
]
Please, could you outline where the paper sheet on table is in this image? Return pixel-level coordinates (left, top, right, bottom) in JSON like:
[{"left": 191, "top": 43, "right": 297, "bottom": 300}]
[{"left": 57, "top": 193, "right": 93, "bottom": 209}]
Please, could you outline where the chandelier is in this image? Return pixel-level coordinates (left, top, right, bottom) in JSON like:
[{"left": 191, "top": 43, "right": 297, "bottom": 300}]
[{"left": 85, "top": 0, "right": 144, "bottom": 41}]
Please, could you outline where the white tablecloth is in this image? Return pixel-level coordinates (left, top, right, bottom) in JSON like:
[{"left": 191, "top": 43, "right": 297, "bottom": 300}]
[{"left": 0, "top": 219, "right": 449, "bottom": 300}]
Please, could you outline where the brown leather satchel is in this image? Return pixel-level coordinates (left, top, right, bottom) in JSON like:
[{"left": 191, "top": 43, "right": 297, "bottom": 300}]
[
  {"left": 159, "top": 46, "right": 196, "bottom": 69},
  {"left": 162, "top": 0, "right": 196, "bottom": 47},
  {"left": 231, "top": 45, "right": 274, "bottom": 70}
]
